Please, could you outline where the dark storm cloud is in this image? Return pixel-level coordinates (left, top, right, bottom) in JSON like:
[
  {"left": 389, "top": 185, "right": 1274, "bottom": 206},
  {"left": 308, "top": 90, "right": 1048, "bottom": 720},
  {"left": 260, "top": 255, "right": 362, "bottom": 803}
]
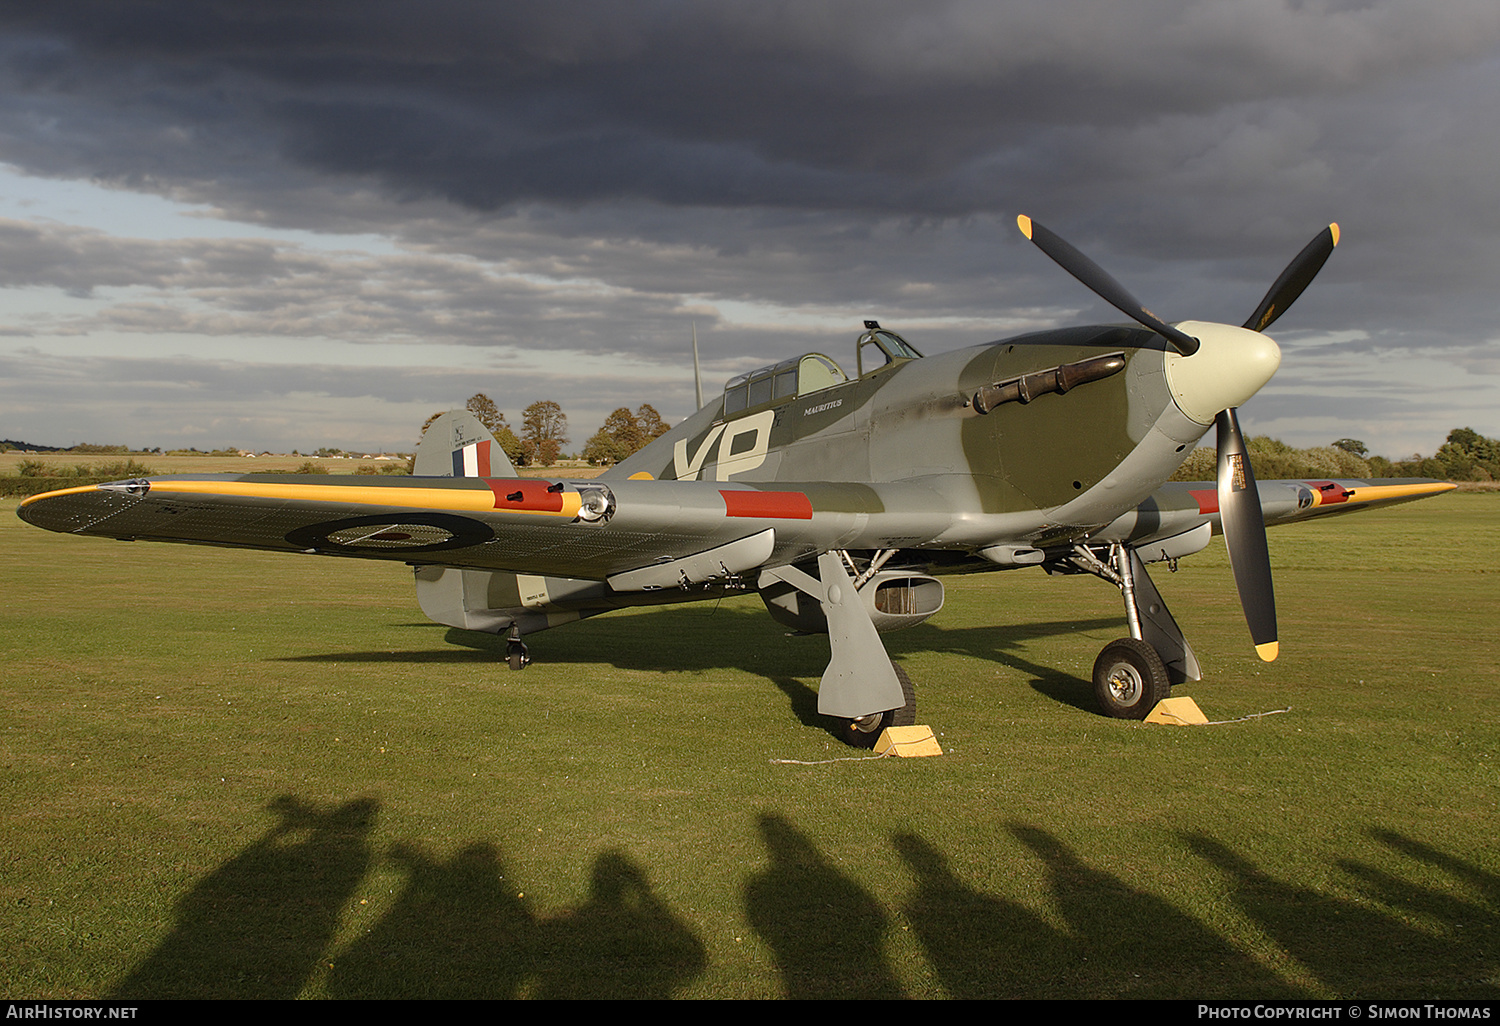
[
  {"left": 0, "top": 2, "right": 1497, "bottom": 453},
  {"left": 4, "top": 1, "right": 1497, "bottom": 216},
  {"left": 6, "top": 0, "right": 1487, "bottom": 343}
]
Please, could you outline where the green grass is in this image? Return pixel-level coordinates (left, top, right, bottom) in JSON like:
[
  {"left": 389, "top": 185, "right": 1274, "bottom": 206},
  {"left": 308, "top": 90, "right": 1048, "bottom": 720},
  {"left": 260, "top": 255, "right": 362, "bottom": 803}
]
[{"left": 2, "top": 494, "right": 1496, "bottom": 999}]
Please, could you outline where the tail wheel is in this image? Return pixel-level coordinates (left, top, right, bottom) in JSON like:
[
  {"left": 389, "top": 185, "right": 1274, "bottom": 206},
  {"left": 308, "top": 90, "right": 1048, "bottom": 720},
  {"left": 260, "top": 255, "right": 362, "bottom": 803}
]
[
  {"left": 838, "top": 661, "right": 917, "bottom": 749},
  {"left": 1092, "top": 638, "right": 1170, "bottom": 719}
]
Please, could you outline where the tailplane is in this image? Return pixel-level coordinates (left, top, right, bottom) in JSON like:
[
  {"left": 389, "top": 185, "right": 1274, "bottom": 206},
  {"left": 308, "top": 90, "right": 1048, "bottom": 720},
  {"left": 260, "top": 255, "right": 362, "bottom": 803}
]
[{"left": 410, "top": 408, "right": 530, "bottom": 661}]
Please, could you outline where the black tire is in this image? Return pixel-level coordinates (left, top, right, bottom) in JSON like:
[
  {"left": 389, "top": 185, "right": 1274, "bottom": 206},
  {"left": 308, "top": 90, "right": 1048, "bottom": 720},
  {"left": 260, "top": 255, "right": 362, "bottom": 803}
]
[
  {"left": 838, "top": 661, "right": 917, "bottom": 749},
  {"left": 507, "top": 641, "right": 528, "bottom": 671},
  {"left": 1092, "top": 637, "right": 1170, "bottom": 719}
]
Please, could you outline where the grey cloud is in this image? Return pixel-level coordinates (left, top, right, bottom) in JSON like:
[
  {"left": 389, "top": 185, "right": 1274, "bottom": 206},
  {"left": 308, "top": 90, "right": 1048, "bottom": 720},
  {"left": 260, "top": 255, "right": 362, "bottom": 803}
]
[
  {"left": 5, "top": 2, "right": 1498, "bottom": 215},
  {"left": 0, "top": 2, "right": 1497, "bottom": 454}
]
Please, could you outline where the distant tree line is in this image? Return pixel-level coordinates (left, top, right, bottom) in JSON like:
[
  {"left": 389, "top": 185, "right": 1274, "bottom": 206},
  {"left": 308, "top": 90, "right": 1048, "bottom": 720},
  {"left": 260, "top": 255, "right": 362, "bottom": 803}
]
[
  {"left": 418, "top": 394, "right": 664, "bottom": 468},
  {"left": 1, "top": 440, "right": 150, "bottom": 454},
  {"left": 1170, "top": 427, "right": 1500, "bottom": 482},
  {"left": 11, "top": 418, "right": 1495, "bottom": 482}
]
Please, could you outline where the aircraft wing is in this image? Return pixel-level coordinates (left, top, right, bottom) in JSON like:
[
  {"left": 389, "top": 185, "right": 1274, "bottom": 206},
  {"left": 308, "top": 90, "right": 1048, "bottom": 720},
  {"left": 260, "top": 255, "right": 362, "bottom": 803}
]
[
  {"left": 18, "top": 471, "right": 1456, "bottom": 586},
  {"left": 15, "top": 473, "right": 959, "bottom": 588},
  {"left": 1101, "top": 477, "right": 1456, "bottom": 553}
]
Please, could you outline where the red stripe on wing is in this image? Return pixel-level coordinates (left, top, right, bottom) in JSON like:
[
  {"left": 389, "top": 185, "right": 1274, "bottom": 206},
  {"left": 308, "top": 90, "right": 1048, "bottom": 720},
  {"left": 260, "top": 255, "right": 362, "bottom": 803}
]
[
  {"left": 486, "top": 479, "right": 564, "bottom": 512},
  {"left": 720, "top": 490, "right": 813, "bottom": 519}
]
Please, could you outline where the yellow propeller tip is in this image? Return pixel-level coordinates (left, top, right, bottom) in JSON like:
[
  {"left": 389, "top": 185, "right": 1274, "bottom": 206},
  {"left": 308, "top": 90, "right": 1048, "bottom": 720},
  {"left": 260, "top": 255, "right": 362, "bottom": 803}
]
[
  {"left": 1017, "top": 214, "right": 1033, "bottom": 240},
  {"left": 1255, "top": 641, "right": 1280, "bottom": 662},
  {"left": 1329, "top": 223, "right": 1340, "bottom": 247}
]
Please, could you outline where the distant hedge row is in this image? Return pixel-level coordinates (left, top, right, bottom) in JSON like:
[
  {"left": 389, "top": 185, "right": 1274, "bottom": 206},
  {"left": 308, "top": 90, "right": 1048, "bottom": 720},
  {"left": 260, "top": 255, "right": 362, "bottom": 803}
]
[
  {"left": 0, "top": 475, "right": 133, "bottom": 497},
  {"left": 2, "top": 459, "right": 411, "bottom": 497}
]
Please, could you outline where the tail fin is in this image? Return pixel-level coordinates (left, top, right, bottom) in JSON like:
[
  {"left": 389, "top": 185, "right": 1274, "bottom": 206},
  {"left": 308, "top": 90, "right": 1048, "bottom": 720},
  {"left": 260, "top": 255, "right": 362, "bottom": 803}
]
[{"left": 412, "top": 409, "right": 517, "bottom": 478}]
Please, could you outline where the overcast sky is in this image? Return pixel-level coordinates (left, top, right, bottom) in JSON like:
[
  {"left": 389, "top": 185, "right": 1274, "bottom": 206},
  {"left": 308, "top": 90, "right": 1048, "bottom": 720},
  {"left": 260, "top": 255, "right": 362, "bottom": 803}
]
[{"left": 0, "top": 1, "right": 1496, "bottom": 458}]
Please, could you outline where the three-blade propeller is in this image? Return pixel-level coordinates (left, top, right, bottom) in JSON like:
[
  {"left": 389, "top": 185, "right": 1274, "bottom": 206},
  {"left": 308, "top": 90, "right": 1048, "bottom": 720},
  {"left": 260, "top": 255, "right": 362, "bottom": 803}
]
[{"left": 1018, "top": 215, "right": 1340, "bottom": 661}]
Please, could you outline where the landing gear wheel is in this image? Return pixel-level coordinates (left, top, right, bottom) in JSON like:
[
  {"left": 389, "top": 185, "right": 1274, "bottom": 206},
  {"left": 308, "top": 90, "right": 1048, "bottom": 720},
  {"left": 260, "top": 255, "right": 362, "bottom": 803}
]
[
  {"left": 838, "top": 661, "right": 917, "bottom": 749},
  {"left": 1092, "top": 637, "right": 1170, "bottom": 719},
  {"left": 506, "top": 640, "right": 529, "bottom": 671}
]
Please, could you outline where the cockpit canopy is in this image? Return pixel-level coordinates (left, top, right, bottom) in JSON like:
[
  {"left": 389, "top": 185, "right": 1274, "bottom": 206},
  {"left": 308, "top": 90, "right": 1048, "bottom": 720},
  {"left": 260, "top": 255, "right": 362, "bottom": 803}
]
[
  {"left": 720, "top": 323, "right": 923, "bottom": 416},
  {"left": 723, "top": 353, "right": 848, "bottom": 415},
  {"left": 856, "top": 324, "right": 923, "bottom": 375}
]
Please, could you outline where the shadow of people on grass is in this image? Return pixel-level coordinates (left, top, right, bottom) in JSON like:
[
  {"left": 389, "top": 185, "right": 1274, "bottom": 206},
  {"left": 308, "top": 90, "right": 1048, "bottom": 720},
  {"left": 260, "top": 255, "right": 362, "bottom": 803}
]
[
  {"left": 328, "top": 841, "right": 535, "bottom": 999},
  {"left": 110, "top": 795, "right": 377, "bottom": 1000},
  {"left": 1012, "top": 824, "right": 1301, "bottom": 998},
  {"left": 1188, "top": 830, "right": 1500, "bottom": 998},
  {"left": 894, "top": 830, "right": 1070, "bottom": 999},
  {"left": 744, "top": 812, "right": 904, "bottom": 999},
  {"left": 330, "top": 844, "right": 705, "bottom": 998},
  {"left": 529, "top": 849, "right": 708, "bottom": 999}
]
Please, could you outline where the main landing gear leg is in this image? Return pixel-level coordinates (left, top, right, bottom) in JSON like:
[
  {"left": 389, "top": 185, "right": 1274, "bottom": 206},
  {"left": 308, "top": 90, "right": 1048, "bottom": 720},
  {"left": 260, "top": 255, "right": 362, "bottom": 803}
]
[
  {"left": 759, "top": 551, "right": 914, "bottom": 748},
  {"left": 1068, "top": 543, "right": 1201, "bottom": 719}
]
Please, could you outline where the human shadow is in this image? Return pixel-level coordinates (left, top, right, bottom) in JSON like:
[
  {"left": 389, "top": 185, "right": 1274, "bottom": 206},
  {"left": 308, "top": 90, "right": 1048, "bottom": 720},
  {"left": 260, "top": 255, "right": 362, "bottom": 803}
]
[
  {"left": 329, "top": 843, "right": 705, "bottom": 999},
  {"left": 328, "top": 841, "right": 536, "bottom": 998},
  {"left": 894, "top": 824, "right": 1301, "bottom": 998},
  {"left": 1010, "top": 824, "right": 1302, "bottom": 998},
  {"left": 109, "top": 795, "right": 377, "bottom": 1000},
  {"left": 893, "top": 831, "right": 1072, "bottom": 998},
  {"left": 528, "top": 849, "right": 708, "bottom": 999},
  {"left": 1188, "top": 829, "right": 1500, "bottom": 998},
  {"left": 1365, "top": 827, "right": 1500, "bottom": 911},
  {"left": 743, "top": 812, "right": 904, "bottom": 999}
]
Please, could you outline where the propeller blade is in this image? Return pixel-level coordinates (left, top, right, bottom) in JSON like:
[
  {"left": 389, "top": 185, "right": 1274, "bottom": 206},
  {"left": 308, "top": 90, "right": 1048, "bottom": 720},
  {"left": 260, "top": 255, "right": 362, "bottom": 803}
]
[
  {"left": 1017, "top": 215, "right": 1200, "bottom": 356},
  {"left": 1216, "top": 408, "right": 1278, "bottom": 661},
  {"left": 1243, "top": 223, "right": 1340, "bottom": 333}
]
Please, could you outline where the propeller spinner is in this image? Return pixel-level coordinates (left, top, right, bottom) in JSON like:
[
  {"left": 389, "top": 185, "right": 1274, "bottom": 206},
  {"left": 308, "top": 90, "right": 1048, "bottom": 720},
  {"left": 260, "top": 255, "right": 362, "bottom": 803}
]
[{"left": 1017, "top": 215, "right": 1340, "bottom": 661}]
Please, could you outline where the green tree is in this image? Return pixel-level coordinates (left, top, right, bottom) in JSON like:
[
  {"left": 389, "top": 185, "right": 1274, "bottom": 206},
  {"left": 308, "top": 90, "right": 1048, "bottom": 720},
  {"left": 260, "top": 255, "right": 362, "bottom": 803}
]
[
  {"left": 637, "top": 404, "right": 670, "bottom": 442},
  {"left": 418, "top": 394, "right": 523, "bottom": 465},
  {"left": 1435, "top": 426, "right": 1500, "bottom": 481},
  {"left": 582, "top": 409, "right": 636, "bottom": 465},
  {"left": 581, "top": 405, "right": 671, "bottom": 465},
  {"left": 1331, "top": 438, "right": 1368, "bottom": 457},
  {"left": 466, "top": 394, "right": 524, "bottom": 464},
  {"left": 521, "top": 400, "right": 569, "bottom": 466},
  {"left": 1172, "top": 436, "right": 1371, "bottom": 482}
]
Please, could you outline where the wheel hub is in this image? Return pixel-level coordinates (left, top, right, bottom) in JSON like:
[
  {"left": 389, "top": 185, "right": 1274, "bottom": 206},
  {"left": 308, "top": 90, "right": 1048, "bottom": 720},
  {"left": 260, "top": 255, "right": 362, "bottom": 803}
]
[{"left": 1105, "top": 663, "right": 1143, "bottom": 704}]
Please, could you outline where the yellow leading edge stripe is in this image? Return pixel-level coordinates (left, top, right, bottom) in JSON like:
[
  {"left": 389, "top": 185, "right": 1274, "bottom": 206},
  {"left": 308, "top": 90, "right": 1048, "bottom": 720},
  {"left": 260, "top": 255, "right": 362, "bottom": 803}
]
[
  {"left": 1309, "top": 480, "right": 1456, "bottom": 508},
  {"left": 24, "top": 479, "right": 584, "bottom": 518},
  {"left": 19, "top": 484, "right": 98, "bottom": 506}
]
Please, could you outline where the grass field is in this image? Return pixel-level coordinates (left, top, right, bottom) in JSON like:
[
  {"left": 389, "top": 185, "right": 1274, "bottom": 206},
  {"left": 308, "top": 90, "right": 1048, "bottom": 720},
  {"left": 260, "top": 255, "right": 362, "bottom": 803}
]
[{"left": 2, "top": 491, "right": 1496, "bottom": 999}]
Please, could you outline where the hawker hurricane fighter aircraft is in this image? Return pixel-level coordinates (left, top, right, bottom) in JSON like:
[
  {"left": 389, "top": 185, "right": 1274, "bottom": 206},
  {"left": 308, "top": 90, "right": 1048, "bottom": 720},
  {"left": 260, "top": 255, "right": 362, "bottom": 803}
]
[{"left": 19, "top": 218, "right": 1453, "bottom": 745}]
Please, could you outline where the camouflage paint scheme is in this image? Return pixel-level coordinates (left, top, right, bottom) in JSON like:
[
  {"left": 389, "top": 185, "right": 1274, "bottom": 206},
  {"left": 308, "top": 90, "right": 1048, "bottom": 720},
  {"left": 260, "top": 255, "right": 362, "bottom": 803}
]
[{"left": 18, "top": 244, "right": 1455, "bottom": 739}]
